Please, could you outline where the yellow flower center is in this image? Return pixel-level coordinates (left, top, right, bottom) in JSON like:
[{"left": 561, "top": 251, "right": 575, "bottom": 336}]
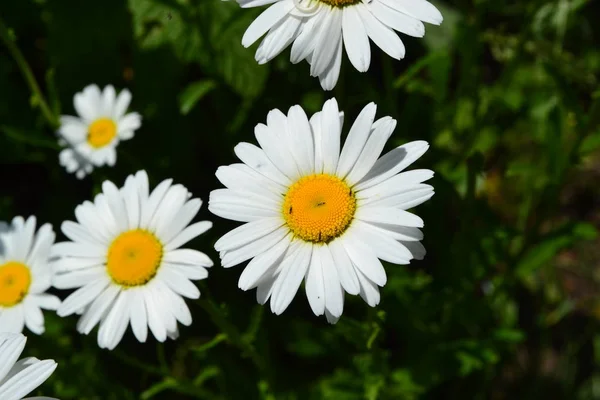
[
  {"left": 318, "top": 0, "right": 360, "bottom": 6},
  {"left": 106, "top": 230, "right": 163, "bottom": 287},
  {"left": 87, "top": 118, "right": 117, "bottom": 148},
  {"left": 282, "top": 174, "right": 356, "bottom": 243},
  {"left": 0, "top": 262, "right": 31, "bottom": 307}
]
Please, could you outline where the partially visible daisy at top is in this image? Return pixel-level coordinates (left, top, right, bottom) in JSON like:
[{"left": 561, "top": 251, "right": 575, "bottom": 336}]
[
  {"left": 209, "top": 98, "right": 433, "bottom": 323},
  {"left": 235, "top": 0, "right": 443, "bottom": 90},
  {"left": 57, "top": 84, "right": 142, "bottom": 178}
]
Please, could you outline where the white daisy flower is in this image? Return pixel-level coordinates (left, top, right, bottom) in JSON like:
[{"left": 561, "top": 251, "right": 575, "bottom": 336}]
[
  {"left": 209, "top": 98, "right": 433, "bottom": 323},
  {"left": 57, "top": 84, "right": 142, "bottom": 179},
  {"left": 0, "top": 217, "right": 60, "bottom": 335},
  {"left": 52, "top": 170, "right": 213, "bottom": 350},
  {"left": 0, "top": 333, "right": 58, "bottom": 400},
  {"left": 237, "top": 0, "right": 443, "bottom": 90}
]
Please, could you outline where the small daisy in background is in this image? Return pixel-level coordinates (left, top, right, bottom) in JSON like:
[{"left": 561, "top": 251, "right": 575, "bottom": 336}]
[
  {"left": 0, "top": 217, "right": 60, "bottom": 334},
  {"left": 236, "top": 0, "right": 443, "bottom": 90},
  {"left": 57, "top": 84, "right": 142, "bottom": 179},
  {"left": 0, "top": 333, "right": 58, "bottom": 400},
  {"left": 209, "top": 98, "right": 433, "bottom": 323},
  {"left": 52, "top": 170, "right": 213, "bottom": 350}
]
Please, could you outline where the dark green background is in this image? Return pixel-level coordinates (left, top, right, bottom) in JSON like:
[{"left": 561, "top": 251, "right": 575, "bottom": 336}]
[{"left": 1, "top": 0, "right": 600, "bottom": 398}]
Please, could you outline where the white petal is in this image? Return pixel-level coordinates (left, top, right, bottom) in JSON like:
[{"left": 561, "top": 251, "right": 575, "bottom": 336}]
[
  {"left": 345, "top": 117, "right": 396, "bottom": 185},
  {"left": 150, "top": 185, "right": 188, "bottom": 236},
  {"left": 98, "top": 290, "right": 130, "bottom": 350},
  {"left": 336, "top": 102, "right": 377, "bottom": 178},
  {"left": 129, "top": 288, "right": 148, "bottom": 342},
  {"left": 340, "top": 229, "right": 387, "bottom": 286},
  {"left": 51, "top": 241, "right": 105, "bottom": 258},
  {"left": 310, "top": 9, "right": 342, "bottom": 77},
  {"left": 319, "top": 98, "right": 341, "bottom": 174},
  {"left": 220, "top": 227, "right": 288, "bottom": 268},
  {"left": 351, "top": 220, "right": 413, "bottom": 264},
  {"left": 215, "top": 163, "right": 286, "bottom": 198},
  {"left": 158, "top": 268, "right": 200, "bottom": 299},
  {"left": 286, "top": 105, "right": 315, "bottom": 175},
  {"left": 0, "top": 358, "right": 57, "bottom": 400},
  {"left": 369, "top": 1, "right": 425, "bottom": 37},
  {"left": 361, "top": 185, "right": 434, "bottom": 209},
  {"left": 118, "top": 113, "right": 141, "bottom": 133},
  {"left": 356, "top": 207, "right": 424, "bottom": 228},
  {"left": 362, "top": 221, "right": 424, "bottom": 241},
  {"left": 342, "top": 7, "right": 371, "bottom": 72},
  {"left": 358, "top": 3, "right": 405, "bottom": 60},
  {"left": 238, "top": 235, "right": 292, "bottom": 290},
  {"left": 23, "top": 301, "right": 45, "bottom": 335},
  {"left": 214, "top": 217, "right": 284, "bottom": 252},
  {"left": 61, "top": 221, "right": 103, "bottom": 246},
  {"left": 254, "top": 121, "right": 300, "bottom": 181},
  {"left": 270, "top": 243, "right": 311, "bottom": 315},
  {"left": 52, "top": 267, "right": 105, "bottom": 289},
  {"left": 356, "top": 268, "right": 380, "bottom": 307},
  {"left": 101, "top": 85, "right": 116, "bottom": 117},
  {"left": 160, "top": 199, "right": 202, "bottom": 244},
  {"left": 401, "top": 240, "right": 426, "bottom": 260},
  {"left": 290, "top": 12, "right": 324, "bottom": 63},
  {"left": 0, "top": 333, "right": 26, "bottom": 382},
  {"left": 32, "top": 294, "right": 61, "bottom": 311},
  {"left": 165, "top": 221, "right": 212, "bottom": 252},
  {"left": 234, "top": 142, "right": 291, "bottom": 186},
  {"left": 316, "top": 20, "right": 344, "bottom": 91},
  {"left": 143, "top": 286, "right": 167, "bottom": 342},
  {"left": 77, "top": 285, "right": 120, "bottom": 335},
  {"left": 56, "top": 277, "right": 109, "bottom": 317},
  {"left": 140, "top": 178, "right": 173, "bottom": 229},
  {"left": 242, "top": 1, "right": 295, "bottom": 47},
  {"left": 355, "top": 141, "right": 430, "bottom": 190},
  {"left": 318, "top": 244, "right": 344, "bottom": 317},
  {"left": 255, "top": 16, "right": 301, "bottom": 64},
  {"left": 113, "top": 88, "right": 132, "bottom": 119},
  {"left": 121, "top": 175, "right": 141, "bottom": 230},
  {"left": 74, "top": 84, "right": 101, "bottom": 122},
  {"left": 305, "top": 245, "right": 325, "bottom": 316},
  {"left": 163, "top": 249, "right": 213, "bottom": 267},
  {"left": 327, "top": 239, "right": 360, "bottom": 295},
  {"left": 238, "top": 0, "right": 279, "bottom": 7},
  {"left": 379, "top": 0, "right": 443, "bottom": 25}
]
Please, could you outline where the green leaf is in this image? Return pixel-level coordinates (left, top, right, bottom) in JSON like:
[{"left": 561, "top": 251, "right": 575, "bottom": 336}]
[
  {"left": 515, "top": 235, "right": 571, "bottom": 278},
  {"left": 178, "top": 80, "right": 217, "bottom": 115}
]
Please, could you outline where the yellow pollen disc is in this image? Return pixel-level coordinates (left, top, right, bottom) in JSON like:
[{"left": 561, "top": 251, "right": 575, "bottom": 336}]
[
  {"left": 283, "top": 174, "right": 356, "bottom": 243},
  {"left": 0, "top": 262, "right": 32, "bottom": 307},
  {"left": 106, "top": 229, "right": 163, "bottom": 287},
  {"left": 87, "top": 118, "right": 117, "bottom": 148},
  {"left": 318, "top": 0, "right": 360, "bottom": 6}
]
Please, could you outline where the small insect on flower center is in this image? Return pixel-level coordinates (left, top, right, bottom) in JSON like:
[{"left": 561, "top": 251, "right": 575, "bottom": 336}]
[
  {"left": 283, "top": 174, "right": 356, "bottom": 243},
  {"left": 106, "top": 229, "right": 163, "bottom": 287},
  {"left": 0, "top": 261, "right": 31, "bottom": 307},
  {"left": 87, "top": 118, "right": 117, "bottom": 148}
]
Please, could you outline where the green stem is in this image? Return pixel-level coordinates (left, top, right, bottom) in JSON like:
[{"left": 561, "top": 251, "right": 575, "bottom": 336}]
[
  {"left": 0, "top": 16, "right": 58, "bottom": 128},
  {"left": 200, "top": 299, "right": 266, "bottom": 373}
]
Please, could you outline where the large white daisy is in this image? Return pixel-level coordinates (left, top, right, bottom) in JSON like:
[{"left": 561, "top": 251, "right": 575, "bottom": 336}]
[
  {"left": 52, "top": 170, "right": 213, "bottom": 350},
  {"left": 209, "top": 98, "right": 433, "bottom": 323},
  {"left": 57, "top": 84, "right": 142, "bottom": 179},
  {"left": 0, "top": 333, "right": 58, "bottom": 400},
  {"left": 0, "top": 217, "right": 60, "bottom": 335},
  {"left": 237, "top": 0, "right": 443, "bottom": 90}
]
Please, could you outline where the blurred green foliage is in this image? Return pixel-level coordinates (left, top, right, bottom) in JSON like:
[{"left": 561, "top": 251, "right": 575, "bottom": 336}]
[{"left": 1, "top": 0, "right": 600, "bottom": 398}]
